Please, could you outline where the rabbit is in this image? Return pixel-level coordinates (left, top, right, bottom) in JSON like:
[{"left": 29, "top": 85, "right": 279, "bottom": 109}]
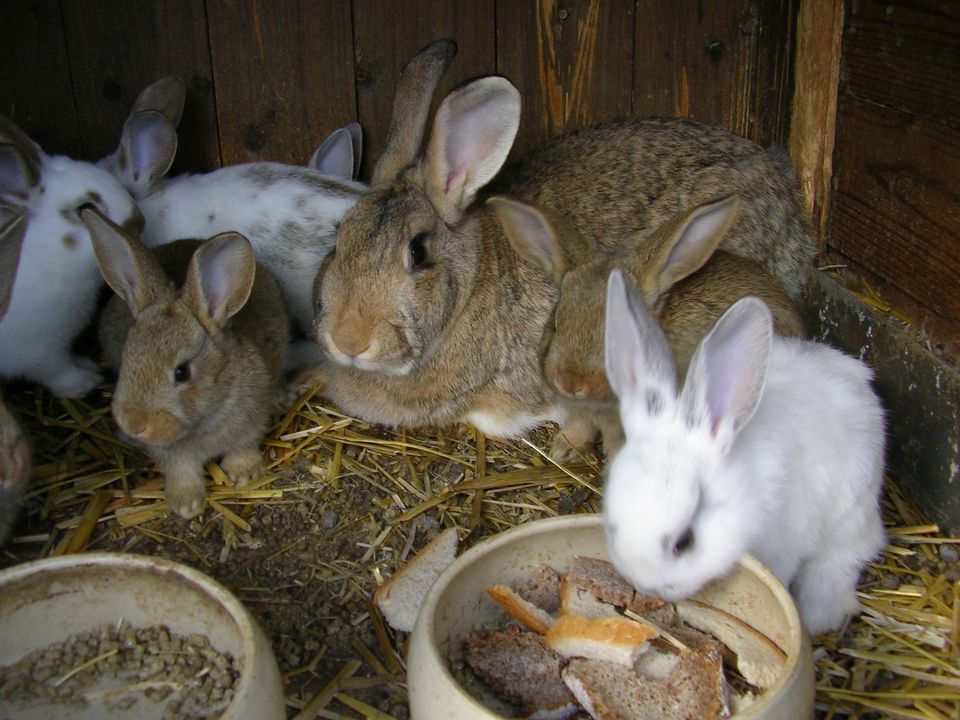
[
  {"left": 81, "top": 207, "right": 289, "bottom": 519},
  {"left": 0, "top": 113, "right": 143, "bottom": 397},
  {"left": 307, "top": 38, "right": 576, "bottom": 436},
  {"left": 0, "top": 215, "right": 32, "bottom": 544},
  {"left": 602, "top": 269, "right": 886, "bottom": 635},
  {"left": 492, "top": 194, "right": 805, "bottom": 461},
  {"left": 100, "top": 76, "right": 366, "bottom": 348},
  {"left": 496, "top": 116, "right": 816, "bottom": 301}
]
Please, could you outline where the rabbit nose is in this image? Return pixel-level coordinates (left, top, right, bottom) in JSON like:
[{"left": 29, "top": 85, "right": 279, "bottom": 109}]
[
  {"left": 547, "top": 367, "right": 587, "bottom": 399},
  {"left": 113, "top": 404, "right": 150, "bottom": 438},
  {"left": 331, "top": 318, "right": 376, "bottom": 359}
]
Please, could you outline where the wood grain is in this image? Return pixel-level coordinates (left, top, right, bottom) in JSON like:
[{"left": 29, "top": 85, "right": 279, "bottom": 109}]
[
  {"left": 351, "top": 0, "right": 495, "bottom": 181},
  {"left": 495, "top": 0, "right": 634, "bottom": 156},
  {"left": 206, "top": 0, "right": 355, "bottom": 167},
  {"left": 59, "top": 0, "right": 219, "bottom": 173},
  {"left": 632, "top": 0, "right": 798, "bottom": 147},
  {"left": 829, "top": 95, "right": 960, "bottom": 323},
  {"left": 0, "top": 0, "right": 79, "bottom": 156}
]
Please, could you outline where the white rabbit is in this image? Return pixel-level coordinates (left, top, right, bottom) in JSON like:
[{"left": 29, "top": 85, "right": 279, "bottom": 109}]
[
  {"left": 0, "top": 115, "right": 143, "bottom": 397},
  {"left": 602, "top": 269, "right": 886, "bottom": 635},
  {"left": 100, "top": 77, "right": 365, "bottom": 341}
]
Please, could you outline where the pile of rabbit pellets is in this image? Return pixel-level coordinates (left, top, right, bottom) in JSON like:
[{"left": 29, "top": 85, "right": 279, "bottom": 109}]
[{"left": 0, "top": 620, "right": 239, "bottom": 719}]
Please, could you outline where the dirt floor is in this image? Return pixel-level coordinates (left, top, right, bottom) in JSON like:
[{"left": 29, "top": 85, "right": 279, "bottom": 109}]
[{"left": 2, "top": 379, "right": 958, "bottom": 719}]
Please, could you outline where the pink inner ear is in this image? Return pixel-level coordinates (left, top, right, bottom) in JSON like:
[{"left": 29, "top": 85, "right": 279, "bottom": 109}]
[
  {"left": 0, "top": 146, "right": 31, "bottom": 196},
  {"left": 124, "top": 114, "right": 174, "bottom": 184}
]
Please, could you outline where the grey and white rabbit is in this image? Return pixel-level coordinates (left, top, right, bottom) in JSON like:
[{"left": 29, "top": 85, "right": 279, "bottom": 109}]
[
  {"left": 100, "top": 76, "right": 365, "bottom": 342},
  {"left": 603, "top": 269, "right": 886, "bottom": 635},
  {"left": 0, "top": 114, "right": 143, "bottom": 397},
  {"left": 83, "top": 208, "right": 288, "bottom": 519}
]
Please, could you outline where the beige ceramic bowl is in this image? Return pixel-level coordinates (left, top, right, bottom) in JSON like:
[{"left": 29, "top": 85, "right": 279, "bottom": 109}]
[
  {"left": 409, "top": 514, "right": 814, "bottom": 719},
  {"left": 0, "top": 553, "right": 285, "bottom": 720}
]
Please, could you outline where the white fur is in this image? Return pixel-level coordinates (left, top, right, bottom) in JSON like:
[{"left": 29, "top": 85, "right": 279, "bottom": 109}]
[
  {"left": 603, "top": 272, "right": 886, "bottom": 635},
  {"left": 132, "top": 165, "right": 364, "bottom": 333},
  {"left": 0, "top": 155, "right": 141, "bottom": 397}
]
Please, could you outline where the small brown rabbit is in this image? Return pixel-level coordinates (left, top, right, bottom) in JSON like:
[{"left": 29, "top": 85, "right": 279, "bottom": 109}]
[
  {"left": 82, "top": 208, "right": 288, "bottom": 519},
  {"left": 491, "top": 194, "right": 805, "bottom": 460},
  {"left": 0, "top": 214, "right": 32, "bottom": 544}
]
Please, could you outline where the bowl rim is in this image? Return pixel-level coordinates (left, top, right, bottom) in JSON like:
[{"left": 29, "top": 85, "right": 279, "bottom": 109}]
[
  {"left": 0, "top": 551, "right": 261, "bottom": 715},
  {"left": 413, "top": 513, "right": 808, "bottom": 718}
]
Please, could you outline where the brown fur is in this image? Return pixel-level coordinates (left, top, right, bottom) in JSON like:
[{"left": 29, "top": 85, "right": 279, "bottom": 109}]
[
  {"left": 541, "top": 198, "right": 806, "bottom": 459},
  {"left": 84, "top": 209, "right": 288, "bottom": 518}
]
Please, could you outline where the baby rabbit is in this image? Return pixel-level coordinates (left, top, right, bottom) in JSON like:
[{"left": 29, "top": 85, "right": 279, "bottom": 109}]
[
  {"left": 0, "top": 113, "right": 143, "bottom": 397},
  {"left": 602, "top": 269, "right": 886, "bottom": 635},
  {"left": 81, "top": 208, "right": 288, "bottom": 519},
  {"left": 101, "top": 76, "right": 365, "bottom": 340},
  {"left": 0, "top": 215, "right": 32, "bottom": 544},
  {"left": 492, "top": 194, "right": 805, "bottom": 460}
]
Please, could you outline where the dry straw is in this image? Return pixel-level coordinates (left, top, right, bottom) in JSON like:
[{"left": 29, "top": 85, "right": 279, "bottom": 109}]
[{"left": 2, "top": 383, "right": 958, "bottom": 719}]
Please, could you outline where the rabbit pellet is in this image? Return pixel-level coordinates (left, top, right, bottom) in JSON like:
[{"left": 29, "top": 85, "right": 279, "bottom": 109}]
[{"left": 0, "top": 620, "right": 240, "bottom": 718}]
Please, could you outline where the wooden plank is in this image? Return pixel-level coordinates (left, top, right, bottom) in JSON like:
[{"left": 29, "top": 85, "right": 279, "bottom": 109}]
[
  {"left": 0, "top": 0, "right": 79, "bottom": 156},
  {"left": 60, "top": 0, "right": 218, "bottom": 173},
  {"left": 788, "top": 0, "right": 843, "bottom": 250},
  {"left": 351, "top": 0, "right": 496, "bottom": 180},
  {"left": 206, "top": 0, "right": 355, "bottom": 167},
  {"left": 843, "top": 0, "right": 960, "bottom": 127},
  {"left": 495, "top": 0, "right": 635, "bottom": 157},
  {"left": 632, "top": 0, "right": 798, "bottom": 146},
  {"left": 828, "top": 94, "right": 960, "bottom": 327}
]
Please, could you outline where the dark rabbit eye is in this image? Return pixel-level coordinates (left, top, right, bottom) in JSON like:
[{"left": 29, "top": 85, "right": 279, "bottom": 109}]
[
  {"left": 174, "top": 362, "right": 191, "bottom": 385},
  {"left": 673, "top": 528, "right": 694, "bottom": 556},
  {"left": 405, "top": 232, "right": 431, "bottom": 272}
]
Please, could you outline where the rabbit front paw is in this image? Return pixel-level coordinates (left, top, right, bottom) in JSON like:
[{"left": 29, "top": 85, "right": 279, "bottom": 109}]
[
  {"left": 43, "top": 358, "right": 101, "bottom": 398},
  {"left": 164, "top": 476, "right": 207, "bottom": 519},
  {"left": 221, "top": 449, "right": 265, "bottom": 488}
]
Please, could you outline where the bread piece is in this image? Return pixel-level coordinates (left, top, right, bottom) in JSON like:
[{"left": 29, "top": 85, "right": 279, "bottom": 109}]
[
  {"left": 486, "top": 584, "right": 555, "bottom": 634},
  {"left": 563, "top": 653, "right": 726, "bottom": 720},
  {"left": 466, "top": 624, "right": 579, "bottom": 719},
  {"left": 545, "top": 614, "right": 658, "bottom": 667},
  {"left": 373, "top": 527, "right": 458, "bottom": 632},
  {"left": 516, "top": 563, "right": 562, "bottom": 613},
  {"left": 676, "top": 599, "right": 786, "bottom": 689},
  {"left": 564, "top": 556, "right": 670, "bottom": 617}
]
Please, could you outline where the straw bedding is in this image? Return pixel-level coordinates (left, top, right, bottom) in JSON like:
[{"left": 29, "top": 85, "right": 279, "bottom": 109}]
[{"left": 1, "top": 381, "right": 957, "bottom": 719}]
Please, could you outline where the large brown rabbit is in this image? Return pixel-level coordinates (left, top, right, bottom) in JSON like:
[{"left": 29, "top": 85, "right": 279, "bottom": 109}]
[
  {"left": 490, "top": 194, "right": 805, "bottom": 460},
  {"left": 82, "top": 208, "right": 288, "bottom": 519},
  {"left": 311, "top": 38, "right": 812, "bottom": 441},
  {"left": 0, "top": 215, "right": 32, "bottom": 544}
]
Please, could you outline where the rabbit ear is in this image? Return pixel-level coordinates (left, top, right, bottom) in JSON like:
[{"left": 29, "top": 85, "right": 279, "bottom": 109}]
[
  {"left": 425, "top": 77, "right": 521, "bottom": 224},
  {"left": 309, "top": 123, "right": 361, "bottom": 180},
  {"left": 115, "top": 111, "right": 178, "bottom": 195},
  {"left": 487, "top": 196, "right": 568, "bottom": 281},
  {"left": 604, "top": 268, "right": 678, "bottom": 407},
  {"left": 636, "top": 195, "right": 740, "bottom": 309},
  {"left": 372, "top": 38, "right": 458, "bottom": 185},
  {"left": 0, "top": 115, "right": 43, "bottom": 195},
  {"left": 184, "top": 232, "right": 256, "bottom": 331},
  {"left": 681, "top": 296, "right": 772, "bottom": 442},
  {"left": 129, "top": 76, "right": 186, "bottom": 127},
  {"left": 0, "top": 214, "right": 27, "bottom": 319},
  {"left": 81, "top": 205, "right": 169, "bottom": 315}
]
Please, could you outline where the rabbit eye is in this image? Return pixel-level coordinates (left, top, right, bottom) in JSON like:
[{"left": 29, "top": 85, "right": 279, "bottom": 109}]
[
  {"left": 174, "top": 362, "right": 192, "bottom": 385},
  {"left": 404, "top": 232, "right": 431, "bottom": 273},
  {"left": 673, "top": 528, "right": 694, "bottom": 556}
]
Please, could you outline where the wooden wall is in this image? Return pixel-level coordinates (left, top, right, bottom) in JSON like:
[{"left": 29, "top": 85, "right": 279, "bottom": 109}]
[
  {"left": 826, "top": 0, "right": 960, "bottom": 357},
  {"left": 0, "top": 0, "right": 797, "bottom": 182}
]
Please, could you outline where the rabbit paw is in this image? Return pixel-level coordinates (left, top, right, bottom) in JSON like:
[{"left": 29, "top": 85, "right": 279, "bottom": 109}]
[
  {"left": 549, "top": 419, "right": 598, "bottom": 464},
  {"left": 221, "top": 449, "right": 264, "bottom": 488},
  {"left": 44, "top": 360, "right": 101, "bottom": 398},
  {"left": 165, "top": 479, "right": 207, "bottom": 519}
]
